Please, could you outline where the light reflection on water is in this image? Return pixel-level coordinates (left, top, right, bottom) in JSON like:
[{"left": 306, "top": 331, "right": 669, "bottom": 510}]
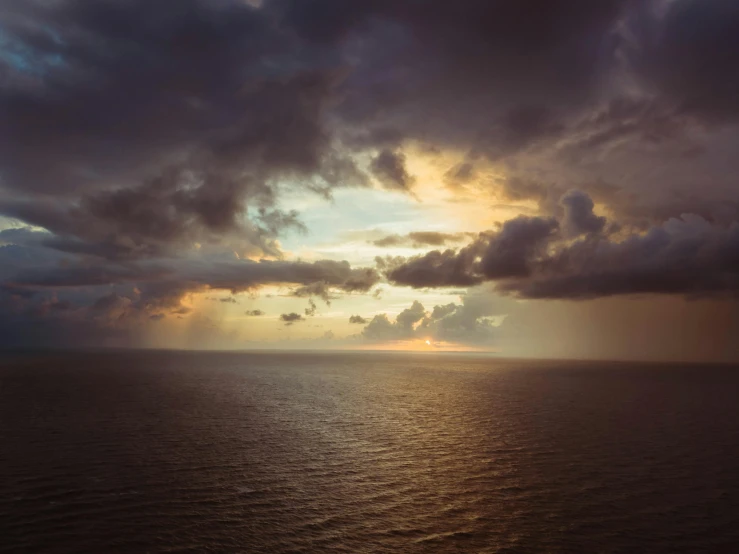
[{"left": 1, "top": 351, "right": 738, "bottom": 552}]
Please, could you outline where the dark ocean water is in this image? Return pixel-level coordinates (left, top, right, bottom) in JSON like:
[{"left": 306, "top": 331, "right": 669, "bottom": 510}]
[{"left": 1, "top": 351, "right": 739, "bottom": 553}]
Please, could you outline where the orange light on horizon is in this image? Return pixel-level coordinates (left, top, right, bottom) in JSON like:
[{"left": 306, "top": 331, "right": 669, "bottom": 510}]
[{"left": 355, "top": 338, "right": 492, "bottom": 353}]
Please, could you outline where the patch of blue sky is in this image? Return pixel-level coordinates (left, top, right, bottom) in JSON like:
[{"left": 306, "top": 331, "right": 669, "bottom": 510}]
[
  {"left": 279, "top": 186, "right": 429, "bottom": 251},
  {"left": 0, "top": 26, "right": 64, "bottom": 76}
]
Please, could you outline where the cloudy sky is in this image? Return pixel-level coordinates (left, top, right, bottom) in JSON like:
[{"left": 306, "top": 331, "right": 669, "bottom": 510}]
[{"left": 1, "top": 0, "right": 738, "bottom": 360}]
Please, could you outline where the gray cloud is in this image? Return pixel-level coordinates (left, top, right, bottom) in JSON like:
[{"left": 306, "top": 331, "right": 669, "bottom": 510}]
[
  {"left": 480, "top": 216, "right": 559, "bottom": 279},
  {"left": 369, "top": 149, "right": 414, "bottom": 192},
  {"left": 0, "top": 0, "right": 369, "bottom": 270},
  {"left": 0, "top": 0, "right": 344, "bottom": 195},
  {"left": 349, "top": 315, "right": 368, "bottom": 324},
  {"left": 385, "top": 191, "right": 739, "bottom": 298},
  {"left": 631, "top": 0, "right": 739, "bottom": 121},
  {"left": 378, "top": 239, "right": 486, "bottom": 289},
  {"left": 280, "top": 312, "right": 305, "bottom": 325},
  {"left": 497, "top": 174, "right": 739, "bottom": 230},
  {"left": 359, "top": 293, "right": 507, "bottom": 346},
  {"left": 380, "top": 214, "right": 561, "bottom": 288},
  {"left": 245, "top": 309, "right": 265, "bottom": 316},
  {"left": 362, "top": 300, "right": 425, "bottom": 340},
  {"left": 372, "top": 232, "right": 474, "bottom": 248},
  {"left": 4, "top": 0, "right": 739, "bottom": 214},
  {"left": 560, "top": 190, "right": 607, "bottom": 237},
  {"left": 501, "top": 216, "right": 739, "bottom": 299},
  {"left": 4, "top": 0, "right": 739, "bottom": 350},
  {"left": 0, "top": 231, "right": 380, "bottom": 346}
]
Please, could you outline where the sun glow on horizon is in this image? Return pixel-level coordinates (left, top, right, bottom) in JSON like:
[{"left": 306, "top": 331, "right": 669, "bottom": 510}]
[{"left": 354, "top": 338, "right": 493, "bottom": 353}]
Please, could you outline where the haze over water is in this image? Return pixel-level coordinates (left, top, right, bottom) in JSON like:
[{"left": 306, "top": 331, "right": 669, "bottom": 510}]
[{"left": 2, "top": 351, "right": 739, "bottom": 553}]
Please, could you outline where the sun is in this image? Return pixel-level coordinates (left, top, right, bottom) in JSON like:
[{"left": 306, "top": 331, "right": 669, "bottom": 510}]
[{"left": 425, "top": 340, "right": 431, "bottom": 346}]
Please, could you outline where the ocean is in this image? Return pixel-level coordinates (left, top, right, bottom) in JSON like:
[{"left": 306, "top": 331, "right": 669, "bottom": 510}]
[{"left": 1, "top": 351, "right": 738, "bottom": 553}]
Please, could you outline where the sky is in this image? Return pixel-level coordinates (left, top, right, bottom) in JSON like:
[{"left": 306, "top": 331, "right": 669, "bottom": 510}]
[{"left": 1, "top": 0, "right": 738, "bottom": 361}]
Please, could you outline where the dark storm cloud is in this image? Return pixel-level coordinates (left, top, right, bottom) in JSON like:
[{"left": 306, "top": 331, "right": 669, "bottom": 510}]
[
  {"left": 632, "top": 0, "right": 739, "bottom": 121},
  {"left": 378, "top": 240, "right": 486, "bottom": 288},
  {"left": 0, "top": 0, "right": 339, "bottom": 194},
  {"left": 0, "top": 142, "right": 318, "bottom": 261},
  {"left": 560, "top": 191, "right": 607, "bottom": 237},
  {"left": 0, "top": 0, "right": 361, "bottom": 266},
  {"left": 0, "top": 226, "right": 382, "bottom": 352},
  {"left": 5, "top": 255, "right": 380, "bottom": 296},
  {"left": 4, "top": 0, "right": 739, "bottom": 347},
  {"left": 330, "top": 0, "right": 637, "bottom": 156},
  {"left": 0, "top": 235, "right": 380, "bottom": 344},
  {"left": 497, "top": 175, "right": 739, "bottom": 229},
  {"left": 380, "top": 214, "right": 561, "bottom": 288},
  {"left": 501, "top": 216, "right": 739, "bottom": 299},
  {"left": 385, "top": 192, "right": 739, "bottom": 299},
  {"left": 0, "top": 297, "right": 130, "bottom": 349},
  {"left": 294, "top": 0, "right": 739, "bottom": 210},
  {"left": 480, "top": 216, "right": 559, "bottom": 279},
  {"left": 3, "top": 0, "right": 737, "bottom": 209}
]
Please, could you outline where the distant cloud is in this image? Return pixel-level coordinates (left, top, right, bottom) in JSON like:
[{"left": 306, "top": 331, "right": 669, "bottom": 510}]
[
  {"left": 359, "top": 293, "right": 508, "bottom": 346},
  {"left": 372, "top": 232, "right": 475, "bottom": 248},
  {"left": 280, "top": 313, "right": 305, "bottom": 325},
  {"left": 245, "top": 309, "right": 264, "bottom": 316},
  {"left": 349, "top": 315, "right": 368, "bottom": 324}
]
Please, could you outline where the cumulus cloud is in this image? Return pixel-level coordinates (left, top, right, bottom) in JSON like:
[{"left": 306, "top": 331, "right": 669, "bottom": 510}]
[
  {"left": 360, "top": 294, "right": 507, "bottom": 346},
  {"left": 378, "top": 241, "right": 486, "bottom": 289},
  {"left": 480, "top": 216, "right": 559, "bottom": 279},
  {"left": 560, "top": 190, "right": 607, "bottom": 237},
  {"left": 349, "top": 315, "right": 368, "bottom": 324},
  {"left": 500, "top": 215, "right": 739, "bottom": 299},
  {"left": 280, "top": 313, "right": 305, "bottom": 325},
  {"left": 385, "top": 191, "right": 739, "bottom": 299}
]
